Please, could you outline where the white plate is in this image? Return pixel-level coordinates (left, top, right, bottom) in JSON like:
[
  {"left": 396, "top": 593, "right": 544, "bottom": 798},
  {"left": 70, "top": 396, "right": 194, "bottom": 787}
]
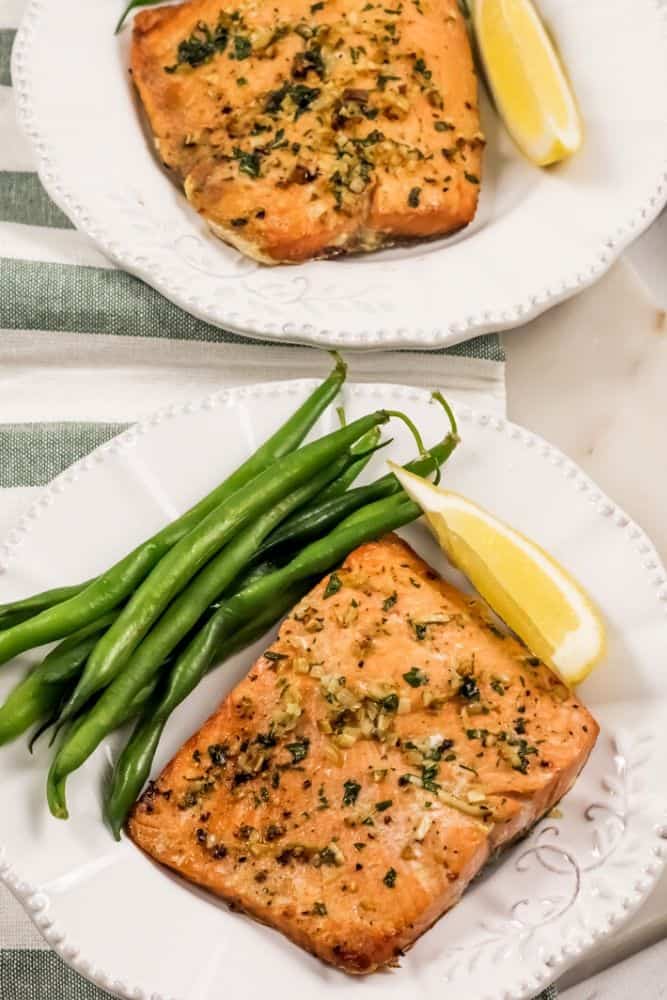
[
  {"left": 11, "top": 0, "right": 667, "bottom": 350},
  {"left": 0, "top": 380, "right": 666, "bottom": 1000}
]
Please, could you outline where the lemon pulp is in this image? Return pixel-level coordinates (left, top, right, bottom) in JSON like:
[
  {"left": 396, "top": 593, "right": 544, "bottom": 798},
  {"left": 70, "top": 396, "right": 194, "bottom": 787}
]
[
  {"left": 392, "top": 464, "right": 605, "bottom": 685},
  {"left": 473, "top": 0, "right": 583, "bottom": 165}
]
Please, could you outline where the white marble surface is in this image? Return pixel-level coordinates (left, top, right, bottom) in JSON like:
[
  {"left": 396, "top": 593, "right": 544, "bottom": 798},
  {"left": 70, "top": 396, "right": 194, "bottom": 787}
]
[
  {"left": 504, "top": 253, "right": 667, "bottom": 991},
  {"left": 505, "top": 259, "right": 667, "bottom": 563}
]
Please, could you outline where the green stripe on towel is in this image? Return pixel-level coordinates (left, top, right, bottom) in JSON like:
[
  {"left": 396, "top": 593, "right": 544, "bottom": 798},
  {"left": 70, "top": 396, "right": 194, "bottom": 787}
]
[
  {"left": 0, "top": 950, "right": 115, "bottom": 1000},
  {"left": 0, "top": 29, "right": 15, "bottom": 87},
  {"left": 0, "top": 257, "right": 503, "bottom": 359},
  {"left": 0, "top": 422, "right": 127, "bottom": 488},
  {"left": 0, "top": 257, "right": 257, "bottom": 342},
  {"left": 0, "top": 173, "right": 73, "bottom": 228}
]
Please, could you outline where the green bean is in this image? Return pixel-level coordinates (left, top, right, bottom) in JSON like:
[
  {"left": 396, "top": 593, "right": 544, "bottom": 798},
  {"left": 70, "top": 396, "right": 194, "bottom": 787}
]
[
  {"left": 0, "top": 677, "right": 62, "bottom": 748},
  {"left": 47, "top": 492, "right": 417, "bottom": 818},
  {"left": 315, "top": 426, "right": 381, "bottom": 502},
  {"left": 58, "top": 410, "right": 392, "bottom": 726},
  {"left": 15, "top": 562, "right": 284, "bottom": 751},
  {"left": 0, "top": 581, "right": 95, "bottom": 631},
  {"left": 59, "top": 449, "right": 356, "bottom": 722},
  {"left": 0, "top": 357, "right": 347, "bottom": 664},
  {"left": 105, "top": 581, "right": 312, "bottom": 838},
  {"left": 255, "top": 392, "right": 457, "bottom": 559},
  {"left": 255, "top": 429, "right": 458, "bottom": 562},
  {"left": 0, "top": 613, "right": 120, "bottom": 746},
  {"left": 39, "top": 613, "right": 122, "bottom": 683}
]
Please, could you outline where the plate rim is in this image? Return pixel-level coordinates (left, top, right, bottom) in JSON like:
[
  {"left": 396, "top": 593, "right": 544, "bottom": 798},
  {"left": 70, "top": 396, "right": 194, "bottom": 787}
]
[
  {"left": 0, "top": 378, "right": 666, "bottom": 1000},
  {"left": 10, "top": 0, "right": 667, "bottom": 350}
]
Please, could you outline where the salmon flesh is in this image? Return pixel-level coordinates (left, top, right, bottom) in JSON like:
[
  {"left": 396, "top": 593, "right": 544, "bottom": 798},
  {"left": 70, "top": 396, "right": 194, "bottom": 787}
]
[
  {"left": 128, "top": 535, "right": 598, "bottom": 973},
  {"left": 130, "top": 0, "right": 483, "bottom": 263}
]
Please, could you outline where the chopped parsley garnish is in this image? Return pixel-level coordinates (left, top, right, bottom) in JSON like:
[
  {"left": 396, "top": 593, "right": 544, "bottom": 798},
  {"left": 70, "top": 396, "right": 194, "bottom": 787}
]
[
  {"left": 165, "top": 19, "right": 229, "bottom": 72},
  {"left": 230, "top": 35, "right": 252, "bottom": 60},
  {"left": 356, "top": 129, "right": 385, "bottom": 147},
  {"left": 311, "top": 1, "right": 325, "bottom": 9},
  {"left": 425, "top": 738, "right": 453, "bottom": 758},
  {"left": 377, "top": 73, "right": 400, "bottom": 90},
  {"left": 264, "top": 85, "right": 289, "bottom": 114},
  {"left": 264, "top": 650, "right": 288, "bottom": 662},
  {"left": 375, "top": 799, "right": 393, "bottom": 811},
  {"left": 233, "top": 147, "right": 261, "bottom": 178},
  {"left": 510, "top": 738, "right": 538, "bottom": 773},
  {"left": 382, "top": 591, "right": 397, "bottom": 612},
  {"left": 465, "top": 171, "right": 480, "bottom": 184},
  {"left": 383, "top": 867, "right": 397, "bottom": 888},
  {"left": 292, "top": 44, "right": 326, "bottom": 80},
  {"left": 265, "top": 823, "right": 285, "bottom": 841},
  {"left": 290, "top": 83, "right": 321, "bottom": 119},
  {"left": 421, "top": 763, "right": 439, "bottom": 783},
  {"left": 312, "top": 901, "right": 327, "bottom": 915},
  {"left": 323, "top": 572, "right": 342, "bottom": 598},
  {"left": 414, "top": 57, "right": 432, "bottom": 80},
  {"left": 413, "top": 621, "right": 428, "bottom": 640},
  {"left": 380, "top": 692, "right": 399, "bottom": 713},
  {"left": 208, "top": 743, "right": 226, "bottom": 766},
  {"left": 343, "top": 779, "right": 361, "bottom": 806},
  {"left": 458, "top": 675, "right": 480, "bottom": 700},
  {"left": 490, "top": 678, "right": 506, "bottom": 695},
  {"left": 285, "top": 738, "right": 310, "bottom": 763},
  {"left": 434, "top": 120, "right": 454, "bottom": 132},
  {"left": 353, "top": 842, "right": 366, "bottom": 851},
  {"left": 317, "top": 785, "right": 330, "bottom": 810},
  {"left": 403, "top": 666, "right": 428, "bottom": 687},
  {"left": 408, "top": 187, "right": 421, "bottom": 208}
]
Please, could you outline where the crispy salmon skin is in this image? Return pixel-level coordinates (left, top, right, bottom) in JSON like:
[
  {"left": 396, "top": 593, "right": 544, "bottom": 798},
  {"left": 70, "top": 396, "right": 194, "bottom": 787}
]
[
  {"left": 130, "top": 0, "right": 483, "bottom": 263},
  {"left": 128, "top": 536, "right": 598, "bottom": 973}
]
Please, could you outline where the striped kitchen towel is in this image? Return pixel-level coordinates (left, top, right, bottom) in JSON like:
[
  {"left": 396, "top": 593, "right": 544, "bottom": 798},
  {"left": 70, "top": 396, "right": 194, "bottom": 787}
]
[{"left": 0, "top": 2, "right": 524, "bottom": 998}]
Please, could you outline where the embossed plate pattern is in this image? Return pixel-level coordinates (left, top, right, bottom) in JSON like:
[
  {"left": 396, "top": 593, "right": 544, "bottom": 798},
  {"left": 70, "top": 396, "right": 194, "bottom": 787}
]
[
  {"left": 11, "top": 0, "right": 667, "bottom": 348},
  {"left": 0, "top": 381, "right": 666, "bottom": 1000}
]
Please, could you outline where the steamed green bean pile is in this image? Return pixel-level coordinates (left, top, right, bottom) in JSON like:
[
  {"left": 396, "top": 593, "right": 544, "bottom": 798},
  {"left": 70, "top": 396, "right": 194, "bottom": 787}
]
[{"left": 0, "top": 355, "right": 460, "bottom": 837}]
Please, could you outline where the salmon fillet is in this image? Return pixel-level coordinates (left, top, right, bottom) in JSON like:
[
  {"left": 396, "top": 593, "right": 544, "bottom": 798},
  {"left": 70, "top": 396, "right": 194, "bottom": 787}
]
[
  {"left": 130, "top": 0, "right": 483, "bottom": 263},
  {"left": 128, "top": 535, "right": 598, "bottom": 973}
]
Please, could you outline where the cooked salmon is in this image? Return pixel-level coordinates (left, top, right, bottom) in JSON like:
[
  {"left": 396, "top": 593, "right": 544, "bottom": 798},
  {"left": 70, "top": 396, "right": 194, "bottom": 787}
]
[
  {"left": 130, "top": 0, "right": 483, "bottom": 263},
  {"left": 128, "top": 535, "right": 598, "bottom": 973}
]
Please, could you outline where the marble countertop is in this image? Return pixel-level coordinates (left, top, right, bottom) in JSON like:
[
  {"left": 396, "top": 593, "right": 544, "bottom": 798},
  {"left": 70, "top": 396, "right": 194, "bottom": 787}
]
[{"left": 504, "top": 255, "right": 667, "bottom": 990}]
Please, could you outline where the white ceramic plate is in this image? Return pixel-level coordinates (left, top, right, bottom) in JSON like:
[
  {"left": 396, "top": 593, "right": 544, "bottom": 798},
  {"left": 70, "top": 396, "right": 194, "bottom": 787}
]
[
  {"left": 11, "top": 0, "right": 667, "bottom": 350},
  {"left": 0, "top": 380, "right": 666, "bottom": 1000}
]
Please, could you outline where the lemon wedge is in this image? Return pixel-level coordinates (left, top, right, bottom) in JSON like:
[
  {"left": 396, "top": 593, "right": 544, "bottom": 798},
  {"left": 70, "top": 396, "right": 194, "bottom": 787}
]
[
  {"left": 473, "top": 0, "right": 583, "bottom": 166},
  {"left": 391, "top": 464, "right": 605, "bottom": 685}
]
